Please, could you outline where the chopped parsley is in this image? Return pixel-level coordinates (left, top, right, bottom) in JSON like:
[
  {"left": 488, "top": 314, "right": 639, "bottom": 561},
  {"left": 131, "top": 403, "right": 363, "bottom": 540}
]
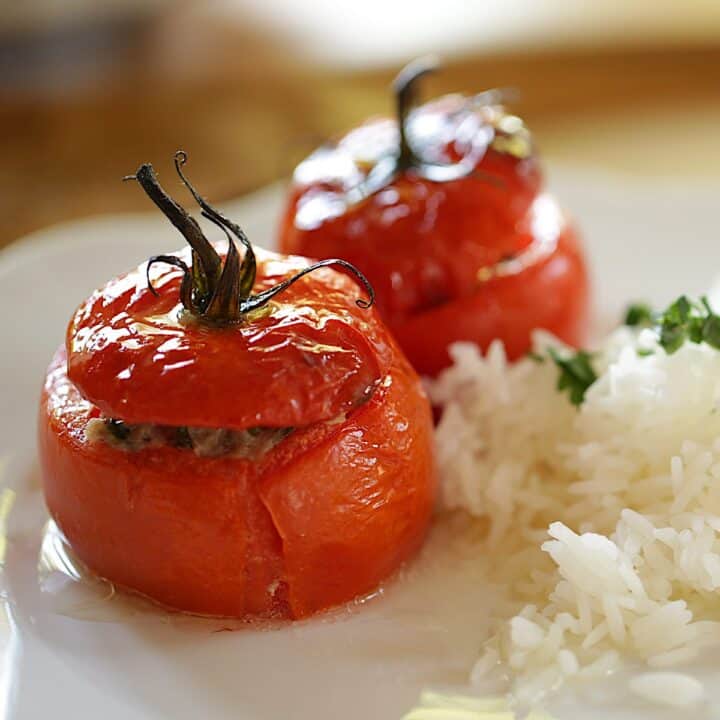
[
  {"left": 624, "top": 295, "right": 720, "bottom": 355},
  {"left": 529, "top": 295, "right": 720, "bottom": 409},
  {"left": 525, "top": 347, "right": 597, "bottom": 406},
  {"left": 548, "top": 348, "right": 598, "bottom": 407},
  {"left": 624, "top": 302, "right": 655, "bottom": 327}
]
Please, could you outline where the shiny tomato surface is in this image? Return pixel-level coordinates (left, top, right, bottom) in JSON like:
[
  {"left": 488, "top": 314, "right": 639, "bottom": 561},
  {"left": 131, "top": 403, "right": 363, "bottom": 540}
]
[
  {"left": 279, "top": 97, "right": 590, "bottom": 376},
  {"left": 68, "top": 248, "right": 385, "bottom": 429},
  {"left": 39, "top": 248, "right": 436, "bottom": 619}
]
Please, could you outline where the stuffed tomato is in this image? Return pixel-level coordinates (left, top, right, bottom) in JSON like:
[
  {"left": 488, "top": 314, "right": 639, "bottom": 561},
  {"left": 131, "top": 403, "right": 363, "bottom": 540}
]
[
  {"left": 279, "top": 58, "right": 590, "bottom": 376},
  {"left": 38, "top": 153, "right": 436, "bottom": 620}
]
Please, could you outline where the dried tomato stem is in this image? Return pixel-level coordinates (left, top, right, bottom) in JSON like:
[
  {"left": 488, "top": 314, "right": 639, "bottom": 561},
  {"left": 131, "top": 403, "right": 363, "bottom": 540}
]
[
  {"left": 393, "top": 55, "right": 439, "bottom": 169},
  {"left": 342, "top": 57, "right": 502, "bottom": 203},
  {"left": 173, "top": 151, "right": 257, "bottom": 300},
  {"left": 203, "top": 227, "right": 243, "bottom": 322},
  {"left": 241, "top": 259, "right": 375, "bottom": 313},
  {"left": 128, "top": 152, "right": 375, "bottom": 324},
  {"left": 126, "top": 165, "right": 222, "bottom": 284}
]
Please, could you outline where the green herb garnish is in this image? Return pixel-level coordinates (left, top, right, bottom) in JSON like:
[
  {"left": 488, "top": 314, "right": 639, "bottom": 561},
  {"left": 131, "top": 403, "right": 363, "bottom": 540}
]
[
  {"left": 624, "top": 302, "right": 655, "bottom": 327},
  {"left": 629, "top": 295, "right": 720, "bottom": 355},
  {"left": 548, "top": 348, "right": 598, "bottom": 407},
  {"left": 659, "top": 295, "right": 694, "bottom": 353},
  {"left": 699, "top": 297, "right": 720, "bottom": 348}
]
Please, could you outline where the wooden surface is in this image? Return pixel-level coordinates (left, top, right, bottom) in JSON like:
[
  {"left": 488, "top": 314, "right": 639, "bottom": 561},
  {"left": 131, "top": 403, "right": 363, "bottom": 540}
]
[{"left": 2, "top": 10, "right": 720, "bottom": 248}]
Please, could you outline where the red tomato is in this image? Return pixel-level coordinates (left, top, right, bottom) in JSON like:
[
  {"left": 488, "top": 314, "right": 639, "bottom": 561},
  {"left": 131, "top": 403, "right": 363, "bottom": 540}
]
[
  {"left": 67, "top": 249, "right": 383, "bottom": 429},
  {"left": 279, "top": 74, "right": 590, "bottom": 376},
  {"left": 39, "top": 246, "right": 436, "bottom": 619}
]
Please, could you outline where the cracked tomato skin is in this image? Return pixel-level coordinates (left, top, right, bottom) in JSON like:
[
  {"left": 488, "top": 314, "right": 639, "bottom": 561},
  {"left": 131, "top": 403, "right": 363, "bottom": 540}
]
[
  {"left": 39, "top": 249, "right": 436, "bottom": 619},
  {"left": 278, "top": 97, "right": 590, "bottom": 376}
]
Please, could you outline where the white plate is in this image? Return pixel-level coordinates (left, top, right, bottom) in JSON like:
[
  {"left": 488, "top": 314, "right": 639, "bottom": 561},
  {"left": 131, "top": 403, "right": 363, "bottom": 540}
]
[{"left": 3, "top": 169, "right": 720, "bottom": 720}]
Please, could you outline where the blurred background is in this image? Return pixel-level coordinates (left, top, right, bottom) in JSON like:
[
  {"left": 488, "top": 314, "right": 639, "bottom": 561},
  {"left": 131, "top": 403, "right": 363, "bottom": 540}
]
[{"left": 2, "top": 0, "right": 720, "bottom": 247}]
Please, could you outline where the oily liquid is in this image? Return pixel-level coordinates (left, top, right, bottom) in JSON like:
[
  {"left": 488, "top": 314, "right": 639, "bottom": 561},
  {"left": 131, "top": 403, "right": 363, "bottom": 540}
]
[
  {"left": 36, "top": 511, "right": 661, "bottom": 717},
  {"left": 38, "top": 519, "right": 164, "bottom": 624},
  {"left": 27, "top": 500, "right": 720, "bottom": 716},
  {"left": 36, "top": 519, "right": 384, "bottom": 630},
  {"left": 28, "top": 512, "right": 524, "bottom": 720}
]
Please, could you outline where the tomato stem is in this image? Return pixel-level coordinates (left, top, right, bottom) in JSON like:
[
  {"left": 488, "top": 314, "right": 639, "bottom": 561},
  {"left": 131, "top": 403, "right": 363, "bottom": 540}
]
[
  {"left": 127, "top": 152, "right": 375, "bottom": 324},
  {"left": 340, "top": 58, "right": 506, "bottom": 204},
  {"left": 125, "top": 165, "right": 222, "bottom": 288},
  {"left": 240, "top": 258, "right": 374, "bottom": 313},
  {"left": 393, "top": 55, "right": 439, "bottom": 170}
]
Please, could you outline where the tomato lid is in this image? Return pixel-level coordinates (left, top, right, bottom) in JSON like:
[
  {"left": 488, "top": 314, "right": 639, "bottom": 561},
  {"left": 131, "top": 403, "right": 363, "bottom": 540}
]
[{"left": 67, "top": 247, "right": 385, "bottom": 429}]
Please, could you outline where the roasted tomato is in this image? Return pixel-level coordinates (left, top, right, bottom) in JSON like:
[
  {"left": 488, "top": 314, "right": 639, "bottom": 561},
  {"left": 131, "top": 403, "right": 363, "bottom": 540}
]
[
  {"left": 38, "top": 153, "right": 436, "bottom": 620},
  {"left": 278, "top": 58, "right": 590, "bottom": 376}
]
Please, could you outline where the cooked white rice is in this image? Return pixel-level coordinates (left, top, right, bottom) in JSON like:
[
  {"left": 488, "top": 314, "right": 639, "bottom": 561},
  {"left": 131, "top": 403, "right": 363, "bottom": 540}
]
[
  {"left": 428, "top": 326, "right": 720, "bottom": 706},
  {"left": 629, "top": 672, "right": 705, "bottom": 707}
]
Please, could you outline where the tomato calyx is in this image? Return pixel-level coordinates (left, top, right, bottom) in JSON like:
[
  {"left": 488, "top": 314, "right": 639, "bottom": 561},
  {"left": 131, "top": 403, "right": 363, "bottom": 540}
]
[
  {"left": 343, "top": 57, "right": 513, "bottom": 204},
  {"left": 125, "top": 151, "right": 375, "bottom": 325},
  {"left": 394, "top": 56, "right": 439, "bottom": 172}
]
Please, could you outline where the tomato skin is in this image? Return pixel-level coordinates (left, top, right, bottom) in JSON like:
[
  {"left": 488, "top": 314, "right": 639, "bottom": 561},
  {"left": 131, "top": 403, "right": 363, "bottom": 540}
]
[
  {"left": 67, "top": 248, "right": 384, "bottom": 430},
  {"left": 278, "top": 99, "right": 590, "bottom": 375},
  {"left": 259, "top": 357, "right": 435, "bottom": 616},
  {"left": 392, "top": 217, "right": 588, "bottom": 376},
  {"left": 40, "top": 339, "right": 435, "bottom": 618}
]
